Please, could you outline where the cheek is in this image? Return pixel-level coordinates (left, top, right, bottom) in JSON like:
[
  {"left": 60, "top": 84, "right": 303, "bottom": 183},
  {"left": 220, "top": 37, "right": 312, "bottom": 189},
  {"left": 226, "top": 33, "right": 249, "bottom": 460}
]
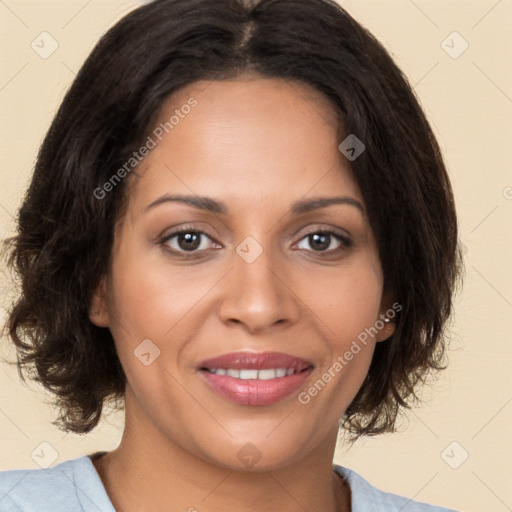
[
  {"left": 106, "top": 239, "right": 215, "bottom": 343},
  {"left": 297, "top": 257, "right": 382, "bottom": 403},
  {"left": 302, "top": 259, "right": 383, "bottom": 345}
]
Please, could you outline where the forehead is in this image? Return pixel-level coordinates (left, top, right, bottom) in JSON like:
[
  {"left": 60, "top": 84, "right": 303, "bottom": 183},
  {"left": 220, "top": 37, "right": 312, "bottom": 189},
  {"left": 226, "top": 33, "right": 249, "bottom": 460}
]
[{"left": 126, "top": 75, "right": 362, "bottom": 215}]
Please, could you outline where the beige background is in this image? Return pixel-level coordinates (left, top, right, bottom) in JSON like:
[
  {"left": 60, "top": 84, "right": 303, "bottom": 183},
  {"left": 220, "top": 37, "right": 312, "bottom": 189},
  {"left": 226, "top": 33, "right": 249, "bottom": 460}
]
[{"left": 1, "top": 1, "right": 511, "bottom": 511}]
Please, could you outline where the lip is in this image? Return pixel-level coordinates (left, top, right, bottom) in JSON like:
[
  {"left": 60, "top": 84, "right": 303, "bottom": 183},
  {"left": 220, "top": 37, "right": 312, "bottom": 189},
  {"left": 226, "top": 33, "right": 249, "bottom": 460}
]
[
  {"left": 199, "top": 351, "right": 313, "bottom": 371},
  {"left": 198, "top": 351, "right": 314, "bottom": 406}
]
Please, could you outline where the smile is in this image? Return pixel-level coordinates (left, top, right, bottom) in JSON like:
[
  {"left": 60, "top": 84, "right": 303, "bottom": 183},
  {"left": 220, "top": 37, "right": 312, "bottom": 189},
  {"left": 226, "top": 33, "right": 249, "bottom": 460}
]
[
  {"left": 198, "top": 351, "right": 314, "bottom": 406},
  {"left": 205, "top": 368, "right": 297, "bottom": 379}
]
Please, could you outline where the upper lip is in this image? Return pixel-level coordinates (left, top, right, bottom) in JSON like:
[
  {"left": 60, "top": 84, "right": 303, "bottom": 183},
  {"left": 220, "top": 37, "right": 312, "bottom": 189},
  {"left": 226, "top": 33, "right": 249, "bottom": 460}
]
[{"left": 199, "top": 351, "right": 313, "bottom": 371}]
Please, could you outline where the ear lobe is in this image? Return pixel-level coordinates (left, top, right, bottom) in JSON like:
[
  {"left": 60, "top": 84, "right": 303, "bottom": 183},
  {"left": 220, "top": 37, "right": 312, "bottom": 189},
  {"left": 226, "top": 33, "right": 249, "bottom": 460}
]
[
  {"left": 376, "top": 319, "right": 395, "bottom": 342},
  {"left": 377, "top": 291, "right": 398, "bottom": 342},
  {"left": 89, "top": 277, "right": 110, "bottom": 327}
]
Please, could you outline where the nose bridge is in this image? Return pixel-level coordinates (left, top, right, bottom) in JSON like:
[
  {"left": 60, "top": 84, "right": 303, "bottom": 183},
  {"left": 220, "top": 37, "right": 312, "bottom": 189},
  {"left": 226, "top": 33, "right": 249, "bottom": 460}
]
[
  {"left": 235, "top": 244, "right": 279, "bottom": 295},
  {"left": 218, "top": 237, "right": 299, "bottom": 331}
]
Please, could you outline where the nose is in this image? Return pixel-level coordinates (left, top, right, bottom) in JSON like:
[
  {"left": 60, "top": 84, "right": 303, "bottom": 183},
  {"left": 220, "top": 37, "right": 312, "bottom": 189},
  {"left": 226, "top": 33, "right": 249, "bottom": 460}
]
[{"left": 218, "top": 245, "right": 301, "bottom": 334}]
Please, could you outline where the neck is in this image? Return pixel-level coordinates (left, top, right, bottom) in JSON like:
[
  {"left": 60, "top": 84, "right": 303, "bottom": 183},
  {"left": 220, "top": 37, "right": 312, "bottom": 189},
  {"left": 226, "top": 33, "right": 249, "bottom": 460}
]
[{"left": 93, "top": 396, "right": 351, "bottom": 512}]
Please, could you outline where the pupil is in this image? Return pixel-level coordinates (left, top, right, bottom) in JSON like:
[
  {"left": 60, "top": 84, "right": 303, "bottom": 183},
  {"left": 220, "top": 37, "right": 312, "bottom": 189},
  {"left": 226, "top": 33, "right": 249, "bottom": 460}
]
[
  {"left": 310, "top": 233, "right": 329, "bottom": 251},
  {"left": 179, "top": 232, "right": 200, "bottom": 251}
]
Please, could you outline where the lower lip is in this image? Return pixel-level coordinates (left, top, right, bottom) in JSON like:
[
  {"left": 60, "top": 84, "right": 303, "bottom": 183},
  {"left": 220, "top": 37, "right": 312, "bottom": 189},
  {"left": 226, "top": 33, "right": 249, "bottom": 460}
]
[{"left": 199, "top": 368, "right": 314, "bottom": 406}]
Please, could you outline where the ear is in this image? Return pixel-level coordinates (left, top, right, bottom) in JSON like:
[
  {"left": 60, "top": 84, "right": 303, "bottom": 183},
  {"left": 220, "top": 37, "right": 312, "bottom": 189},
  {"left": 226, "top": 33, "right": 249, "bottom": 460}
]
[
  {"left": 375, "top": 316, "right": 395, "bottom": 342},
  {"left": 375, "top": 292, "right": 399, "bottom": 342},
  {"left": 89, "top": 276, "right": 110, "bottom": 327}
]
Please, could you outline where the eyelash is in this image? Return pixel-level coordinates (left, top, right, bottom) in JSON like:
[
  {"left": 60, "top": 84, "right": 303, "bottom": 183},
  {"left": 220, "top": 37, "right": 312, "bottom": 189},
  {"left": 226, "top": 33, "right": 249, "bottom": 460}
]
[{"left": 158, "top": 225, "right": 353, "bottom": 258}]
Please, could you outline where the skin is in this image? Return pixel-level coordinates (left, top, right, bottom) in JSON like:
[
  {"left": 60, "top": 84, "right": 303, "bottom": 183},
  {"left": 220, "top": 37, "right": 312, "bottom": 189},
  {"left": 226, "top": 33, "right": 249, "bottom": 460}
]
[{"left": 90, "top": 74, "right": 395, "bottom": 512}]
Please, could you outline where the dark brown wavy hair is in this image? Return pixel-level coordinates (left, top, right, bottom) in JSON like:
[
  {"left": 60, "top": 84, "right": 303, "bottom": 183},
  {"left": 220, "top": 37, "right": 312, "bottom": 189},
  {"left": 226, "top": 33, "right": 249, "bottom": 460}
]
[{"left": 1, "top": 0, "right": 462, "bottom": 436}]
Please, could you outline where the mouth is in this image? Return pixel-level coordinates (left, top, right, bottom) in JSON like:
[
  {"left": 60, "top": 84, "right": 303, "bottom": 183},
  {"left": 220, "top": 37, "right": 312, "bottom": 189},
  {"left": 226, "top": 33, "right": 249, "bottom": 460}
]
[{"left": 198, "top": 351, "right": 314, "bottom": 406}]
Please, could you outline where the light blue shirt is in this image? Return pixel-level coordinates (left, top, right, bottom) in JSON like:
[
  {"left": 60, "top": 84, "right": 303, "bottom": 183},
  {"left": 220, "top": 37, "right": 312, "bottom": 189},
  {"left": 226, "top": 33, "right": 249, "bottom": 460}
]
[{"left": 0, "top": 453, "right": 457, "bottom": 511}]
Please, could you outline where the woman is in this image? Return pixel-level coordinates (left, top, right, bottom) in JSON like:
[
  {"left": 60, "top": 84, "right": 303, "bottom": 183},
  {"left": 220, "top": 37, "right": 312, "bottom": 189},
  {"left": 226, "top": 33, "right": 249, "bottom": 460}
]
[{"left": 0, "top": 0, "right": 462, "bottom": 510}]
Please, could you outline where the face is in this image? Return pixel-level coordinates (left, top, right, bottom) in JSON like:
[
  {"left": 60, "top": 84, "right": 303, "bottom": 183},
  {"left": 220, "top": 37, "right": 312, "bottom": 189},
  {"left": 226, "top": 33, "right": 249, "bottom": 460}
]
[{"left": 91, "top": 74, "right": 394, "bottom": 471}]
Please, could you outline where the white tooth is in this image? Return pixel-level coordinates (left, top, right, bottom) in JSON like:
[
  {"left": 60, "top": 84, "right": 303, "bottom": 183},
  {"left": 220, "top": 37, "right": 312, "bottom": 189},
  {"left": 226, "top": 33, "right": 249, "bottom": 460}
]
[
  {"left": 258, "top": 369, "right": 277, "bottom": 380},
  {"left": 239, "top": 369, "right": 258, "bottom": 380},
  {"left": 215, "top": 368, "right": 296, "bottom": 379}
]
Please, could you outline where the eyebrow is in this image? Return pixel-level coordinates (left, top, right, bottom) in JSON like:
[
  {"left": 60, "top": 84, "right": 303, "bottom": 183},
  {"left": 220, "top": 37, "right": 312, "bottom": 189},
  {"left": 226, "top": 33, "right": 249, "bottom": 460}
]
[{"left": 143, "top": 193, "right": 365, "bottom": 215}]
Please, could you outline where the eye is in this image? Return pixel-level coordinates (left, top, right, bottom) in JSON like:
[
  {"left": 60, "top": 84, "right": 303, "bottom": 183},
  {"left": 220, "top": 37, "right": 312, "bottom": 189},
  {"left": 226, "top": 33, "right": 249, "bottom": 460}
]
[
  {"left": 159, "top": 226, "right": 221, "bottom": 254},
  {"left": 295, "top": 229, "right": 352, "bottom": 254}
]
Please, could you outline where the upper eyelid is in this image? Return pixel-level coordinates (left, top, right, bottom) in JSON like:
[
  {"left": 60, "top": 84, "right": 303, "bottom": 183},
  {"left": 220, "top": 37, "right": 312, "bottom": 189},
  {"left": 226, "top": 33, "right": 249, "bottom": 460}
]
[
  {"left": 160, "top": 223, "right": 220, "bottom": 240},
  {"left": 294, "top": 228, "right": 352, "bottom": 249},
  {"left": 161, "top": 227, "right": 217, "bottom": 244},
  {"left": 296, "top": 225, "right": 351, "bottom": 238}
]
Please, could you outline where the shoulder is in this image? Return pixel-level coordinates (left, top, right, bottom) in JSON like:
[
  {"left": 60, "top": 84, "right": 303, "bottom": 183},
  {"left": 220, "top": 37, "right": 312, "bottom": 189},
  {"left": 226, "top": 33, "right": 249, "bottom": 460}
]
[
  {"left": 0, "top": 454, "right": 114, "bottom": 512},
  {"left": 334, "top": 465, "right": 459, "bottom": 512}
]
